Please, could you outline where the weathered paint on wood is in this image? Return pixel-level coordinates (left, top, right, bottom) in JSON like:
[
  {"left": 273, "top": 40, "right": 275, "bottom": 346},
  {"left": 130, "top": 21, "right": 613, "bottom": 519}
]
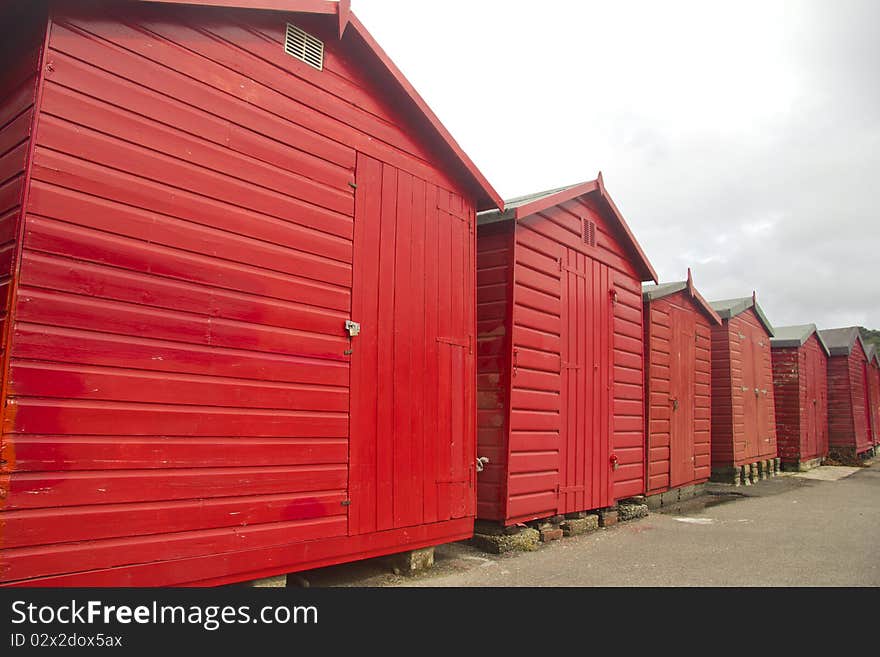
[
  {"left": 771, "top": 334, "right": 828, "bottom": 464},
  {"left": 826, "top": 340, "right": 873, "bottom": 455},
  {"left": 475, "top": 220, "right": 514, "bottom": 521},
  {"left": 710, "top": 308, "right": 777, "bottom": 469},
  {"left": 644, "top": 290, "right": 713, "bottom": 494}
]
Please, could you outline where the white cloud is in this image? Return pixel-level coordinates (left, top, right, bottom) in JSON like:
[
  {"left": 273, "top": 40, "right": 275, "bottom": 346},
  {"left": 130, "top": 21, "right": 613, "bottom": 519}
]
[{"left": 354, "top": 0, "right": 880, "bottom": 328}]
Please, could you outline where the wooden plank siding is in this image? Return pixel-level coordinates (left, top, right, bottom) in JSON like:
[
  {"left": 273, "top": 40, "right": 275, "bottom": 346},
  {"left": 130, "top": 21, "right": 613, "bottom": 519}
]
[
  {"left": 771, "top": 334, "right": 828, "bottom": 465},
  {"left": 827, "top": 341, "right": 873, "bottom": 456},
  {"left": 771, "top": 347, "right": 801, "bottom": 463},
  {"left": 1, "top": 2, "right": 480, "bottom": 586},
  {"left": 476, "top": 191, "right": 648, "bottom": 525},
  {"left": 644, "top": 290, "right": 712, "bottom": 495},
  {"left": 710, "top": 308, "right": 777, "bottom": 471},
  {"left": 870, "top": 358, "right": 880, "bottom": 446},
  {"left": 475, "top": 221, "right": 514, "bottom": 521},
  {"left": 802, "top": 334, "right": 829, "bottom": 461},
  {"left": 0, "top": 1, "right": 48, "bottom": 557}
]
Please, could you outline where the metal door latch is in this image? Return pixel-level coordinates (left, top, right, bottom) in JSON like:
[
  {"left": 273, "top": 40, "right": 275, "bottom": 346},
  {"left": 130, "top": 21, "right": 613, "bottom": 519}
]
[
  {"left": 672, "top": 398, "right": 679, "bottom": 411},
  {"left": 476, "top": 456, "right": 490, "bottom": 472},
  {"left": 345, "top": 320, "right": 361, "bottom": 337}
]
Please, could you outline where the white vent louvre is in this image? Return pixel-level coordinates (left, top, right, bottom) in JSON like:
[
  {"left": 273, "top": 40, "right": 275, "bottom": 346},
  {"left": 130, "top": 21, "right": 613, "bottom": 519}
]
[{"left": 285, "top": 23, "right": 324, "bottom": 71}]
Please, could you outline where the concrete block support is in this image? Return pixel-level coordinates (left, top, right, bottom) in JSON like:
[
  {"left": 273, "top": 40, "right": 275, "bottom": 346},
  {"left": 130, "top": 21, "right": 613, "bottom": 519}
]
[
  {"left": 618, "top": 503, "right": 649, "bottom": 521},
  {"left": 561, "top": 515, "right": 599, "bottom": 536},
  {"left": 387, "top": 547, "right": 435, "bottom": 575},
  {"left": 248, "top": 575, "right": 287, "bottom": 588},
  {"left": 711, "top": 466, "right": 741, "bottom": 486},
  {"left": 472, "top": 528, "right": 540, "bottom": 554}
]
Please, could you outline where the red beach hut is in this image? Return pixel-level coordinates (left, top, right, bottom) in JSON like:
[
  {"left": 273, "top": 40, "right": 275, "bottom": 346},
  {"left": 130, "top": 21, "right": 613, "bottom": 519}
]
[
  {"left": 708, "top": 294, "right": 779, "bottom": 485},
  {"left": 475, "top": 176, "right": 657, "bottom": 527},
  {"left": 770, "top": 324, "right": 830, "bottom": 470},
  {"left": 869, "top": 347, "right": 880, "bottom": 447},
  {"left": 0, "top": 0, "right": 503, "bottom": 586},
  {"left": 818, "top": 327, "right": 876, "bottom": 461},
  {"left": 642, "top": 270, "right": 721, "bottom": 506}
]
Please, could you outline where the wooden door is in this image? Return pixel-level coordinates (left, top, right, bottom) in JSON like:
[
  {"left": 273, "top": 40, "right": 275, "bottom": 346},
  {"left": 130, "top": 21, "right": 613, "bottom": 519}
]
[
  {"left": 669, "top": 308, "right": 696, "bottom": 488},
  {"left": 348, "top": 153, "right": 475, "bottom": 536},
  {"left": 863, "top": 362, "right": 874, "bottom": 446},
  {"left": 753, "top": 330, "right": 772, "bottom": 456},
  {"left": 558, "top": 249, "right": 613, "bottom": 514},
  {"left": 805, "top": 351, "right": 819, "bottom": 457},
  {"left": 740, "top": 331, "right": 759, "bottom": 460}
]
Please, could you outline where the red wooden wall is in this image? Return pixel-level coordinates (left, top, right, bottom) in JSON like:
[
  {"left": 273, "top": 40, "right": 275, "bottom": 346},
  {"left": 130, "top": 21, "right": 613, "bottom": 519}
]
[
  {"left": 710, "top": 309, "right": 777, "bottom": 470},
  {"left": 771, "top": 334, "right": 828, "bottom": 465},
  {"left": 870, "top": 358, "right": 880, "bottom": 446},
  {"left": 1, "top": 2, "right": 478, "bottom": 586},
  {"left": 0, "top": 0, "right": 48, "bottom": 558},
  {"left": 476, "top": 192, "right": 646, "bottom": 525},
  {"left": 0, "top": 4, "right": 47, "bottom": 416},
  {"left": 826, "top": 341, "right": 872, "bottom": 457},
  {"left": 475, "top": 220, "right": 513, "bottom": 521},
  {"left": 644, "top": 290, "right": 712, "bottom": 495}
]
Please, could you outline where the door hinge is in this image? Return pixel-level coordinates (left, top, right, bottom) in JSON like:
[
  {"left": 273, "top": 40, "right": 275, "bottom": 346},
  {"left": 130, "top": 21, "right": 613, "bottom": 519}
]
[
  {"left": 348, "top": 181, "right": 358, "bottom": 189},
  {"left": 341, "top": 500, "right": 351, "bottom": 506}
]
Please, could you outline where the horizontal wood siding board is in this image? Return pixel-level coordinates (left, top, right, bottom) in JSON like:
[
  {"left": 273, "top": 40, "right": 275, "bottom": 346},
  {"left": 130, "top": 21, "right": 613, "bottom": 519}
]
[
  {"left": 2, "top": 517, "right": 473, "bottom": 587},
  {"left": 772, "top": 346, "right": 801, "bottom": 461},
  {"left": 710, "top": 322, "right": 734, "bottom": 465},
  {"left": 849, "top": 342, "right": 872, "bottom": 453},
  {"left": 827, "top": 354, "right": 855, "bottom": 448},
  {"left": 0, "top": 0, "right": 47, "bottom": 570},
  {"left": 475, "top": 221, "right": 513, "bottom": 521}
]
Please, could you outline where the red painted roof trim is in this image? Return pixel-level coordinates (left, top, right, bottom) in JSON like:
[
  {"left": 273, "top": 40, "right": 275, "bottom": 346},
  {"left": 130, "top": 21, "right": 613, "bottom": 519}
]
[
  {"left": 345, "top": 15, "right": 502, "bottom": 210},
  {"left": 688, "top": 285, "right": 723, "bottom": 326},
  {"left": 511, "top": 180, "right": 600, "bottom": 220},
  {"left": 137, "top": 1, "right": 501, "bottom": 210},
  {"left": 138, "top": 0, "right": 339, "bottom": 13},
  {"left": 336, "top": 0, "right": 350, "bottom": 37},
  {"left": 513, "top": 174, "right": 658, "bottom": 283},
  {"left": 644, "top": 273, "right": 722, "bottom": 325}
]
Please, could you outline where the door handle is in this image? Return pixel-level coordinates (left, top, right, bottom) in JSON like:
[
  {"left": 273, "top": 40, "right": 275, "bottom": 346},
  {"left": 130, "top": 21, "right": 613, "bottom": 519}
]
[{"left": 672, "top": 398, "right": 679, "bottom": 411}]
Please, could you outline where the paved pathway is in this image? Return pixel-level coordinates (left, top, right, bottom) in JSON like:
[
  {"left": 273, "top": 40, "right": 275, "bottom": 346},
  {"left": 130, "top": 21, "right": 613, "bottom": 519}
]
[{"left": 295, "top": 460, "right": 880, "bottom": 587}]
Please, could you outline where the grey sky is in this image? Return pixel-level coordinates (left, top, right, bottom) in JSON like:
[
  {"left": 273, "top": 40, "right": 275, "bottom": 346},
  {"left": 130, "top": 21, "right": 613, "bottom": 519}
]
[{"left": 354, "top": 0, "right": 880, "bottom": 330}]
